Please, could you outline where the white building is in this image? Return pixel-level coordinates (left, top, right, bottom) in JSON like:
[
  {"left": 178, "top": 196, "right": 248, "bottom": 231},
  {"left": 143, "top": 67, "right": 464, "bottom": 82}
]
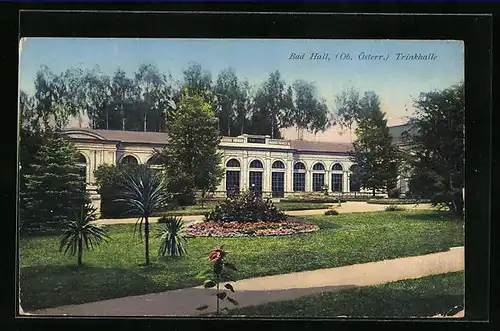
[{"left": 61, "top": 128, "right": 359, "bottom": 211}]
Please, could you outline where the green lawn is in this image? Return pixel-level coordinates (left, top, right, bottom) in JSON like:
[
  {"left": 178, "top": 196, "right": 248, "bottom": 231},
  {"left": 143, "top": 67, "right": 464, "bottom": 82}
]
[
  {"left": 19, "top": 210, "right": 464, "bottom": 311},
  {"left": 228, "top": 271, "right": 464, "bottom": 318}
]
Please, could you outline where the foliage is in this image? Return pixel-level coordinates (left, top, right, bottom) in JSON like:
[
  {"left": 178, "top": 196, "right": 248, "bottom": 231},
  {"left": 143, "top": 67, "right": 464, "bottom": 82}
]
[
  {"left": 334, "top": 86, "right": 365, "bottom": 132},
  {"left": 406, "top": 82, "right": 465, "bottom": 219},
  {"left": 115, "top": 165, "right": 170, "bottom": 265},
  {"left": 287, "top": 79, "right": 331, "bottom": 139},
  {"left": 324, "top": 209, "right": 339, "bottom": 216},
  {"left": 94, "top": 163, "right": 162, "bottom": 218},
  {"left": 249, "top": 70, "right": 292, "bottom": 139},
  {"left": 20, "top": 133, "right": 87, "bottom": 234},
  {"left": 205, "top": 191, "right": 287, "bottom": 222},
  {"left": 384, "top": 205, "right": 405, "bottom": 212},
  {"left": 349, "top": 91, "right": 400, "bottom": 196},
  {"left": 156, "top": 90, "right": 224, "bottom": 206},
  {"left": 388, "top": 187, "right": 402, "bottom": 199},
  {"left": 155, "top": 216, "right": 188, "bottom": 257},
  {"left": 281, "top": 192, "right": 345, "bottom": 203},
  {"left": 59, "top": 202, "right": 110, "bottom": 266},
  {"left": 196, "top": 246, "right": 238, "bottom": 315},
  {"left": 19, "top": 211, "right": 464, "bottom": 310}
]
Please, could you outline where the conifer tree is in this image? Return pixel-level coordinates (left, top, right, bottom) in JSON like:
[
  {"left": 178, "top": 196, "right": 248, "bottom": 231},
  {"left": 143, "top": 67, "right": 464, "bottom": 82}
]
[
  {"left": 20, "top": 134, "right": 87, "bottom": 233},
  {"left": 350, "top": 92, "right": 400, "bottom": 197}
]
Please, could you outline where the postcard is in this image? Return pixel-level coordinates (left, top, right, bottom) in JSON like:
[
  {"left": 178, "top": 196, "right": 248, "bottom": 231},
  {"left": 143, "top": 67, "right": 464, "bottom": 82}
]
[{"left": 18, "top": 37, "right": 465, "bottom": 319}]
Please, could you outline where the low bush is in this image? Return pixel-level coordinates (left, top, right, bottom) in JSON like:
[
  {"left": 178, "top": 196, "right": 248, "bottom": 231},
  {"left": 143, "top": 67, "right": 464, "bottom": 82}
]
[
  {"left": 205, "top": 191, "right": 286, "bottom": 222},
  {"left": 385, "top": 205, "right": 405, "bottom": 212},
  {"left": 388, "top": 188, "right": 402, "bottom": 199},
  {"left": 324, "top": 209, "right": 339, "bottom": 216}
]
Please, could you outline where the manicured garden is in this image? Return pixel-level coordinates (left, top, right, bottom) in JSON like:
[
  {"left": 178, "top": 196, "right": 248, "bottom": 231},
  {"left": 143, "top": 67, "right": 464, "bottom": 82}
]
[
  {"left": 228, "top": 271, "right": 464, "bottom": 318},
  {"left": 20, "top": 210, "right": 464, "bottom": 311}
]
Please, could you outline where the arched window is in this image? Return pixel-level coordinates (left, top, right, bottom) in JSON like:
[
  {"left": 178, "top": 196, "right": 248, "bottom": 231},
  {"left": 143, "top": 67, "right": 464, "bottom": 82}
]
[
  {"left": 313, "top": 163, "right": 325, "bottom": 171},
  {"left": 332, "top": 163, "right": 343, "bottom": 171},
  {"left": 294, "top": 162, "right": 306, "bottom": 170},
  {"left": 147, "top": 155, "right": 163, "bottom": 166},
  {"left": 77, "top": 153, "right": 87, "bottom": 183},
  {"left": 349, "top": 164, "right": 361, "bottom": 192},
  {"left": 272, "top": 161, "right": 285, "bottom": 169},
  {"left": 121, "top": 155, "right": 139, "bottom": 165},
  {"left": 250, "top": 160, "right": 263, "bottom": 168},
  {"left": 226, "top": 159, "right": 241, "bottom": 168}
]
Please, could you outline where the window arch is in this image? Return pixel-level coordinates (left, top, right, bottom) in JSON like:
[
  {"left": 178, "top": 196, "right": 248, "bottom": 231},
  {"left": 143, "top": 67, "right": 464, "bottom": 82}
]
[
  {"left": 147, "top": 155, "right": 163, "bottom": 166},
  {"left": 272, "top": 161, "right": 285, "bottom": 169},
  {"left": 226, "top": 158, "right": 241, "bottom": 168},
  {"left": 250, "top": 160, "right": 263, "bottom": 169},
  {"left": 294, "top": 162, "right": 306, "bottom": 170},
  {"left": 313, "top": 163, "right": 325, "bottom": 171},
  {"left": 332, "top": 163, "right": 343, "bottom": 171},
  {"left": 121, "top": 155, "right": 139, "bottom": 165},
  {"left": 77, "top": 153, "right": 87, "bottom": 183}
]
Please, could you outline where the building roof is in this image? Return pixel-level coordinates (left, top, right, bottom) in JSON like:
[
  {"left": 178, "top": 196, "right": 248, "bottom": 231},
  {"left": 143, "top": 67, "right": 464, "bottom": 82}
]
[
  {"left": 64, "top": 128, "right": 169, "bottom": 144},
  {"left": 290, "top": 140, "right": 352, "bottom": 153},
  {"left": 63, "top": 128, "right": 353, "bottom": 153}
]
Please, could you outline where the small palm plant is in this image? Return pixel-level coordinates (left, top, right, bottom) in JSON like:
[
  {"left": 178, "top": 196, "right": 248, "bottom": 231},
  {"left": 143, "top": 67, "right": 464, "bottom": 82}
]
[
  {"left": 155, "top": 216, "right": 187, "bottom": 257},
  {"left": 115, "top": 165, "right": 170, "bottom": 266},
  {"left": 59, "top": 202, "right": 109, "bottom": 267}
]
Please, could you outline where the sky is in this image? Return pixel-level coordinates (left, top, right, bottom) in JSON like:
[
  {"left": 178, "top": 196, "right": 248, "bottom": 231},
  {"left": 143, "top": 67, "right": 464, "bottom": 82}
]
[{"left": 19, "top": 38, "right": 464, "bottom": 142}]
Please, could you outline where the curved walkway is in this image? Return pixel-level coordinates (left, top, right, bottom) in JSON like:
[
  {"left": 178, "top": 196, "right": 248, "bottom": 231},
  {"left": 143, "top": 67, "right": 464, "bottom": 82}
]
[
  {"left": 27, "top": 246, "right": 463, "bottom": 317},
  {"left": 94, "top": 201, "right": 434, "bottom": 226}
]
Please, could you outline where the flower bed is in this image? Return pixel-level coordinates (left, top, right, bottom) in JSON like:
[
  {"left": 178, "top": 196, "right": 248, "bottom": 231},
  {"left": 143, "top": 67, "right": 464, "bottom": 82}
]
[{"left": 186, "top": 219, "right": 319, "bottom": 238}]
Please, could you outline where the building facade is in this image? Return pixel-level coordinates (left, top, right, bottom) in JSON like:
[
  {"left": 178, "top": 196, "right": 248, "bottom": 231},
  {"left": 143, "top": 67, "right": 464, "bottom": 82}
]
[{"left": 61, "top": 128, "right": 359, "bottom": 213}]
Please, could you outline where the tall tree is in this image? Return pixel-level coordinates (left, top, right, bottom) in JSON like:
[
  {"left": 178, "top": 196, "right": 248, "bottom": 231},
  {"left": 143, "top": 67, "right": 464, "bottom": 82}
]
[
  {"left": 334, "top": 86, "right": 366, "bottom": 133},
  {"left": 157, "top": 90, "right": 224, "bottom": 205},
  {"left": 20, "top": 134, "right": 87, "bottom": 233},
  {"left": 110, "top": 68, "right": 139, "bottom": 131},
  {"left": 180, "top": 62, "right": 213, "bottom": 96},
  {"left": 233, "top": 80, "right": 252, "bottom": 136},
  {"left": 214, "top": 67, "right": 239, "bottom": 136},
  {"left": 249, "top": 70, "right": 291, "bottom": 139},
  {"left": 82, "top": 67, "right": 113, "bottom": 129},
  {"left": 407, "top": 82, "right": 464, "bottom": 218},
  {"left": 349, "top": 92, "right": 400, "bottom": 197},
  {"left": 289, "top": 80, "right": 331, "bottom": 140},
  {"left": 134, "top": 63, "right": 166, "bottom": 132}
]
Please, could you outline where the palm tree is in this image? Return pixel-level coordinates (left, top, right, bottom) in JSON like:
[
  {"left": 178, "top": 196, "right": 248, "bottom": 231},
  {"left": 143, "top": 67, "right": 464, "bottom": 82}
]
[
  {"left": 115, "top": 165, "right": 169, "bottom": 265},
  {"left": 59, "top": 202, "right": 109, "bottom": 267}
]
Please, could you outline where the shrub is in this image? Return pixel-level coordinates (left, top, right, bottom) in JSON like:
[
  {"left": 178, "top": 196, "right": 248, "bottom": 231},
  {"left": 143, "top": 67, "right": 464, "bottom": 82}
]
[
  {"left": 367, "top": 198, "right": 431, "bottom": 205},
  {"left": 155, "top": 216, "right": 187, "bottom": 257},
  {"left": 388, "top": 188, "right": 402, "bottom": 199},
  {"left": 205, "top": 191, "right": 286, "bottom": 222},
  {"left": 385, "top": 205, "right": 405, "bottom": 211},
  {"left": 324, "top": 209, "right": 339, "bottom": 216}
]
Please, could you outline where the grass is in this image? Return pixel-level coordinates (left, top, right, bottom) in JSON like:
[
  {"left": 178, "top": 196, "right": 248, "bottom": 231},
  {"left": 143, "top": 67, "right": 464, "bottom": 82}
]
[
  {"left": 19, "top": 210, "right": 464, "bottom": 311},
  {"left": 228, "top": 271, "right": 464, "bottom": 318},
  {"left": 367, "top": 199, "right": 432, "bottom": 205}
]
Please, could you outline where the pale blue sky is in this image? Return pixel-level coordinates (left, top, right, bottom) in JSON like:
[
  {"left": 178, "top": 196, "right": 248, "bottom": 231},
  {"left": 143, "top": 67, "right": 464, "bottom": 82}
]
[{"left": 19, "top": 38, "right": 463, "bottom": 141}]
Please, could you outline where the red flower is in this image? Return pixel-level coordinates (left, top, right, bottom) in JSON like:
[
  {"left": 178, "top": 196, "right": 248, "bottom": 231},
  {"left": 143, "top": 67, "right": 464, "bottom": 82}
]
[{"left": 208, "top": 251, "right": 221, "bottom": 261}]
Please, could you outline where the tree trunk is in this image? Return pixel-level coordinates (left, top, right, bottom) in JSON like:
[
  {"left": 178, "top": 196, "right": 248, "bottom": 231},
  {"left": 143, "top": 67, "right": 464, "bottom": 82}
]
[
  {"left": 77, "top": 236, "right": 83, "bottom": 267},
  {"left": 144, "top": 112, "right": 147, "bottom": 132},
  {"left": 372, "top": 188, "right": 375, "bottom": 197},
  {"left": 145, "top": 217, "right": 150, "bottom": 265},
  {"left": 106, "top": 108, "right": 109, "bottom": 130}
]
